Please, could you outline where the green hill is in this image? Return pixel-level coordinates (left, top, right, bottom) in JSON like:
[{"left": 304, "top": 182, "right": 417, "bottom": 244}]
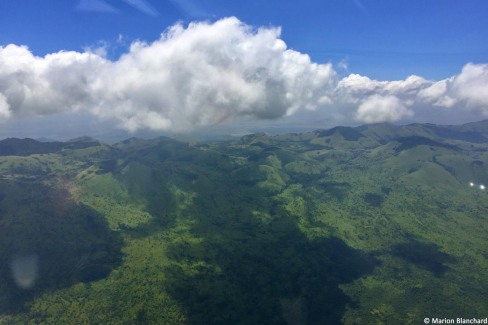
[{"left": 1, "top": 121, "right": 487, "bottom": 324}]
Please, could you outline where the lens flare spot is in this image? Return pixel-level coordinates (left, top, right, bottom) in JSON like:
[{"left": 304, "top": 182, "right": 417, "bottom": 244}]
[{"left": 10, "top": 254, "right": 39, "bottom": 289}]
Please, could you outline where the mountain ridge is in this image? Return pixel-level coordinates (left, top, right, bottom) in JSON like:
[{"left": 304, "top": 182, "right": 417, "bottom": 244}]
[
  {"left": 1, "top": 119, "right": 487, "bottom": 323},
  {"left": 2, "top": 119, "right": 488, "bottom": 155}
]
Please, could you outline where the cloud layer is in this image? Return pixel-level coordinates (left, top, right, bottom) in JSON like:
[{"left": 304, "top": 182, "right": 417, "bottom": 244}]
[{"left": 0, "top": 17, "right": 487, "bottom": 132}]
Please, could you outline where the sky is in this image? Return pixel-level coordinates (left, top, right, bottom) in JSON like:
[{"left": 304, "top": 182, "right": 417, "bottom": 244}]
[{"left": 0, "top": 0, "right": 488, "bottom": 139}]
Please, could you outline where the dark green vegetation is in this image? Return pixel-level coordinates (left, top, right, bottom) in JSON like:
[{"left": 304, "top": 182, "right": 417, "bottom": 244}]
[
  {"left": 0, "top": 182, "right": 122, "bottom": 313},
  {"left": 1, "top": 121, "right": 488, "bottom": 324}
]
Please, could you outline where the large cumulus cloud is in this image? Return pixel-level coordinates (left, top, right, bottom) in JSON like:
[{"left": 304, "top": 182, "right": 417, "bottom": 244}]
[
  {"left": 0, "top": 17, "right": 487, "bottom": 131},
  {"left": 0, "top": 44, "right": 105, "bottom": 117},
  {"left": 333, "top": 63, "right": 488, "bottom": 123}
]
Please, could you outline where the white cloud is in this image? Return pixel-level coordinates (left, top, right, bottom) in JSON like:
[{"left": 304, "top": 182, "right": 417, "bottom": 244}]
[
  {"left": 83, "top": 41, "right": 109, "bottom": 58},
  {"left": 338, "top": 63, "right": 488, "bottom": 123},
  {"left": 336, "top": 74, "right": 383, "bottom": 101},
  {"left": 451, "top": 63, "right": 488, "bottom": 114},
  {"left": 0, "top": 17, "right": 488, "bottom": 132},
  {"left": 123, "top": 0, "right": 159, "bottom": 16},
  {"left": 416, "top": 63, "right": 488, "bottom": 114},
  {"left": 0, "top": 93, "right": 10, "bottom": 119},
  {"left": 169, "top": 0, "right": 209, "bottom": 18},
  {"left": 355, "top": 95, "right": 413, "bottom": 123},
  {"left": 418, "top": 79, "right": 455, "bottom": 107},
  {"left": 0, "top": 17, "right": 338, "bottom": 131},
  {"left": 0, "top": 44, "right": 105, "bottom": 118}
]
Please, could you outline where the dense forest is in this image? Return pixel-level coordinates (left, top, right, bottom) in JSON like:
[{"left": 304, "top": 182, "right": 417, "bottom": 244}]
[{"left": 1, "top": 121, "right": 488, "bottom": 324}]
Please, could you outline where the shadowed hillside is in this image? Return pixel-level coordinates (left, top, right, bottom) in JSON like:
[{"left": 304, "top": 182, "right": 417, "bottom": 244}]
[{"left": 0, "top": 182, "right": 122, "bottom": 313}]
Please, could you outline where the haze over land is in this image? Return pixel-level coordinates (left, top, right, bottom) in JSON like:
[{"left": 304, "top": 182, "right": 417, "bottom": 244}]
[{"left": 1, "top": 1, "right": 488, "bottom": 139}]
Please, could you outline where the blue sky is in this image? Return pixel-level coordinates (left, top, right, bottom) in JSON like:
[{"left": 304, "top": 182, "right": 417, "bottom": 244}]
[
  {"left": 0, "top": 0, "right": 488, "bottom": 139},
  {"left": 2, "top": 0, "right": 487, "bottom": 79}
]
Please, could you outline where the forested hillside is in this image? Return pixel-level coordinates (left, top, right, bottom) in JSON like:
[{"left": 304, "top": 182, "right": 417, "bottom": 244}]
[{"left": 1, "top": 121, "right": 488, "bottom": 324}]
